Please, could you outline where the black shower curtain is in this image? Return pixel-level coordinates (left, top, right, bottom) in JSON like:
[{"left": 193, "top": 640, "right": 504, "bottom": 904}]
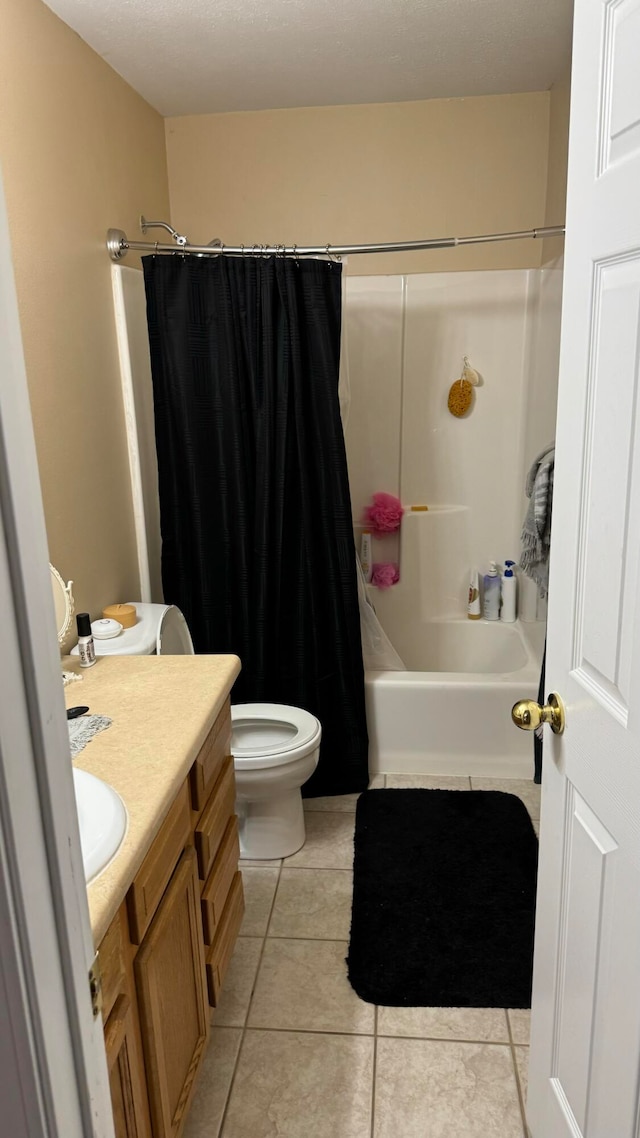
[{"left": 143, "top": 254, "right": 369, "bottom": 797}]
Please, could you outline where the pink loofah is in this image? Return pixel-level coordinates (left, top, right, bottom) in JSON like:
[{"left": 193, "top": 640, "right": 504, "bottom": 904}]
[
  {"left": 371, "top": 562, "right": 400, "bottom": 589},
  {"left": 362, "top": 492, "right": 404, "bottom": 536}
]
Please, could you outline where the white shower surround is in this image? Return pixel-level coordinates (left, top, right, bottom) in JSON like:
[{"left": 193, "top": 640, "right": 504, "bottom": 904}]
[{"left": 345, "top": 265, "right": 562, "bottom": 775}]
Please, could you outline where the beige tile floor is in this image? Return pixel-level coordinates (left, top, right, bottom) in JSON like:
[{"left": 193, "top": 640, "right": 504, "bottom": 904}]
[{"left": 184, "top": 774, "right": 540, "bottom": 1138}]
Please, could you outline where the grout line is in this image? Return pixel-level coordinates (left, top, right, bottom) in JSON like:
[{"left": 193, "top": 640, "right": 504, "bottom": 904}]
[
  {"left": 229, "top": 1023, "right": 515, "bottom": 1044},
  {"left": 245, "top": 861, "right": 284, "bottom": 1020},
  {"left": 257, "top": 934, "right": 351, "bottom": 946},
  {"left": 280, "top": 862, "right": 354, "bottom": 872},
  {"left": 506, "top": 1009, "right": 529, "bottom": 1138},
  {"left": 272, "top": 865, "right": 354, "bottom": 874},
  {"left": 371, "top": 1005, "right": 379, "bottom": 1138},
  {"left": 373, "top": 1030, "right": 514, "bottom": 1046},
  {"left": 217, "top": 859, "right": 284, "bottom": 1136},
  {"left": 265, "top": 932, "right": 351, "bottom": 942},
  {"left": 233, "top": 1023, "right": 376, "bottom": 1038}
]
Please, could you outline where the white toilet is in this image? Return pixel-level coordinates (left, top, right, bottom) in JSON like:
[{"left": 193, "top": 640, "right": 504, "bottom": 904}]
[
  {"left": 73, "top": 603, "right": 321, "bottom": 859},
  {"left": 232, "top": 703, "right": 321, "bottom": 859}
]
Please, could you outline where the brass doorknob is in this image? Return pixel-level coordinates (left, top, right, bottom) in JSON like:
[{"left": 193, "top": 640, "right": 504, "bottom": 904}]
[{"left": 511, "top": 692, "right": 565, "bottom": 735}]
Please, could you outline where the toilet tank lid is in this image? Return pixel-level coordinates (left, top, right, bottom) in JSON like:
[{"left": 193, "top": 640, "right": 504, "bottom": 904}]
[{"left": 157, "top": 605, "right": 194, "bottom": 655}]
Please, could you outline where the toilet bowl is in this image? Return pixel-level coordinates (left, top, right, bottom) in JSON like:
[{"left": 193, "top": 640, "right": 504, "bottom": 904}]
[{"left": 231, "top": 703, "right": 321, "bottom": 859}]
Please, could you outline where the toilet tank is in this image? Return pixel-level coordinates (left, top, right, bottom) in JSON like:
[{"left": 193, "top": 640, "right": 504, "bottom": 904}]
[{"left": 70, "top": 602, "right": 194, "bottom": 656}]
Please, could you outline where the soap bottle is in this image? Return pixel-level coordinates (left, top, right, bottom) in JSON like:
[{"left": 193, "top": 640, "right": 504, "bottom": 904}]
[
  {"left": 482, "top": 562, "right": 501, "bottom": 621},
  {"left": 501, "top": 560, "right": 517, "bottom": 623}
]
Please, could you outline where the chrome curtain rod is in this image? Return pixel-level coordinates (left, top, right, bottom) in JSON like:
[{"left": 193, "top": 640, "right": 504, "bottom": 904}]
[{"left": 106, "top": 220, "right": 565, "bottom": 262}]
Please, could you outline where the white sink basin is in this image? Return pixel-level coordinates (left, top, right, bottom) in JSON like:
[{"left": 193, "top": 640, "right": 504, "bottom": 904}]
[{"left": 73, "top": 767, "right": 128, "bottom": 884}]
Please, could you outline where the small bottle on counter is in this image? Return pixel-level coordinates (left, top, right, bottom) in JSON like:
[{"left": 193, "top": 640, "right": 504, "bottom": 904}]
[{"left": 76, "top": 612, "right": 96, "bottom": 668}]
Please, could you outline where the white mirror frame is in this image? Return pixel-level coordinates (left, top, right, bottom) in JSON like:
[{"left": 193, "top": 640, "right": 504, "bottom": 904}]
[{"left": 50, "top": 563, "right": 74, "bottom": 645}]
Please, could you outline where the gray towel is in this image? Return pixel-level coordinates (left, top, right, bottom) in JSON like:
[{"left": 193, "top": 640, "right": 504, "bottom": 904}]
[{"left": 520, "top": 442, "right": 555, "bottom": 597}]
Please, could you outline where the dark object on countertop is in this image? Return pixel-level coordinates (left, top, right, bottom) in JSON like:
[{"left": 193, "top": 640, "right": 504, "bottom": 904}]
[
  {"left": 348, "top": 789, "right": 538, "bottom": 1008},
  {"left": 67, "top": 705, "right": 89, "bottom": 720}
]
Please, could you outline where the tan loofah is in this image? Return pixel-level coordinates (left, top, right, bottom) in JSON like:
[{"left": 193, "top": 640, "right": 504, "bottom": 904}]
[{"left": 448, "top": 377, "right": 473, "bottom": 417}]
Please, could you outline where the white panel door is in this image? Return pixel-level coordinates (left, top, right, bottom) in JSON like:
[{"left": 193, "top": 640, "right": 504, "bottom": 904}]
[{"left": 527, "top": 1, "right": 640, "bottom": 1135}]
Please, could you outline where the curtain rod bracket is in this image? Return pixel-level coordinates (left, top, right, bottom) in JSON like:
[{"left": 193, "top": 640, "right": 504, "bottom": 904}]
[{"left": 107, "top": 228, "right": 128, "bottom": 261}]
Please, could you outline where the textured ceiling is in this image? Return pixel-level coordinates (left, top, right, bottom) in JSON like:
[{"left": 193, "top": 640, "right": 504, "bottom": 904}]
[{"left": 44, "top": 0, "right": 573, "bottom": 117}]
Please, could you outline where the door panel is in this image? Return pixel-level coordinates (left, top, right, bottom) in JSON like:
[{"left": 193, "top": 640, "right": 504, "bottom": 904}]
[
  {"left": 527, "top": 0, "right": 640, "bottom": 1134},
  {"left": 105, "top": 994, "right": 150, "bottom": 1138}
]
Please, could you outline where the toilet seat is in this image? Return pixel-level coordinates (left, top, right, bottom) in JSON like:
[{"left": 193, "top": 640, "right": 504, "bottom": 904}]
[{"left": 231, "top": 703, "right": 321, "bottom": 770}]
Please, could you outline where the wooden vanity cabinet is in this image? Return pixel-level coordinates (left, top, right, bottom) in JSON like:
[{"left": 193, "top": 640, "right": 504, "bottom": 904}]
[{"left": 98, "top": 700, "right": 243, "bottom": 1138}]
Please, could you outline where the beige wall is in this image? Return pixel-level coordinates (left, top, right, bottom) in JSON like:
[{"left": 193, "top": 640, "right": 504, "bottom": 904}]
[
  {"left": 165, "top": 93, "right": 551, "bottom": 276},
  {"left": 0, "top": 0, "right": 170, "bottom": 626},
  {"left": 543, "top": 75, "right": 572, "bottom": 264}
]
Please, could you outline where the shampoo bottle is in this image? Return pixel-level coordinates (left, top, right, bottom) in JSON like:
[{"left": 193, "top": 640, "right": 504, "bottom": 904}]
[
  {"left": 501, "top": 560, "right": 517, "bottom": 623},
  {"left": 468, "top": 568, "right": 481, "bottom": 620},
  {"left": 360, "top": 531, "right": 373, "bottom": 583},
  {"left": 482, "top": 562, "right": 501, "bottom": 621}
]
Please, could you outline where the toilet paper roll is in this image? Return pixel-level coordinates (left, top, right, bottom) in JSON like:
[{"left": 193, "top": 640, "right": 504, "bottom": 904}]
[{"left": 103, "top": 603, "right": 137, "bottom": 628}]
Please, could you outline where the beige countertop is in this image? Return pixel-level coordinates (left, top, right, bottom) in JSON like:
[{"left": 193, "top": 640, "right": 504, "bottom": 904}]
[{"left": 63, "top": 653, "right": 241, "bottom": 945}]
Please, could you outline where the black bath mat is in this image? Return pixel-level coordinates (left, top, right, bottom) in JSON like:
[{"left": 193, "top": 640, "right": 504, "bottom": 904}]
[{"left": 347, "top": 789, "right": 538, "bottom": 1008}]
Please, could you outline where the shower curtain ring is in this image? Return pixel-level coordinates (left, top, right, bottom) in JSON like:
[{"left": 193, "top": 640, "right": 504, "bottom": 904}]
[{"left": 326, "top": 243, "right": 340, "bottom": 266}]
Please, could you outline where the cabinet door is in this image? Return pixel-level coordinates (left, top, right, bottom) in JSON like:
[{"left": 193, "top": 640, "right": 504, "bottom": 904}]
[
  {"left": 105, "top": 994, "right": 151, "bottom": 1138},
  {"left": 135, "top": 847, "right": 209, "bottom": 1138}
]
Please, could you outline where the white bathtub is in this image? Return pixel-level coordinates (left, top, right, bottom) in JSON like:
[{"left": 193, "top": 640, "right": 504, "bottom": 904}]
[{"left": 366, "top": 618, "right": 544, "bottom": 778}]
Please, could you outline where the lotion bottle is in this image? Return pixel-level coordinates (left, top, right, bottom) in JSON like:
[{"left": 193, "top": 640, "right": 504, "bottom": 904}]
[
  {"left": 482, "top": 562, "right": 501, "bottom": 621},
  {"left": 76, "top": 612, "right": 96, "bottom": 668},
  {"left": 500, "top": 561, "right": 517, "bottom": 622}
]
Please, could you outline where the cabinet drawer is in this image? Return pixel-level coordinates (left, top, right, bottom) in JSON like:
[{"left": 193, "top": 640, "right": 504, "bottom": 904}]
[
  {"left": 205, "top": 871, "right": 244, "bottom": 1007},
  {"left": 201, "top": 817, "right": 240, "bottom": 945},
  {"left": 100, "top": 908, "right": 126, "bottom": 1024},
  {"left": 190, "top": 700, "right": 232, "bottom": 812},
  {"left": 127, "top": 782, "right": 191, "bottom": 945},
  {"left": 194, "top": 755, "right": 236, "bottom": 880}
]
